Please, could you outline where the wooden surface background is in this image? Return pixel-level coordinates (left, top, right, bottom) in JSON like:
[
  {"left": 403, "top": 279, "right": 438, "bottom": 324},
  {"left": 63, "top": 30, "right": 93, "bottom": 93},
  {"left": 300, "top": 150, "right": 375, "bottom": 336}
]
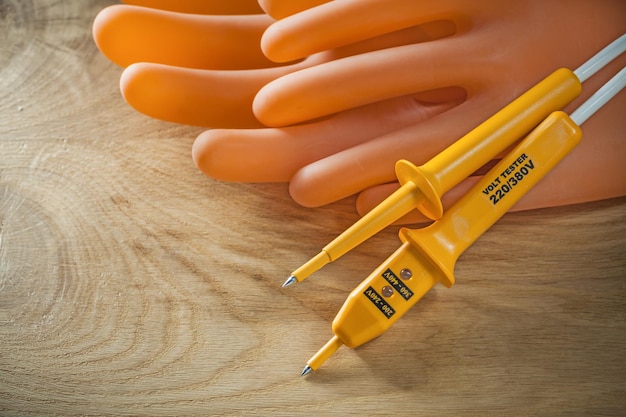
[{"left": 1, "top": 1, "right": 625, "bottom": 415}]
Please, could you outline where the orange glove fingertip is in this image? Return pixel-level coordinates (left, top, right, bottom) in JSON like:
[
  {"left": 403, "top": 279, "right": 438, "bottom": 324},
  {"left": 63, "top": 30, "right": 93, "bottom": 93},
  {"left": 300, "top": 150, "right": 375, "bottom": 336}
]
[
  {"left": 92, "top": 5, "right": 126, "bottom": 66},
  {"left": 191, "top": 131, "right": 218, "bottom": 178}
]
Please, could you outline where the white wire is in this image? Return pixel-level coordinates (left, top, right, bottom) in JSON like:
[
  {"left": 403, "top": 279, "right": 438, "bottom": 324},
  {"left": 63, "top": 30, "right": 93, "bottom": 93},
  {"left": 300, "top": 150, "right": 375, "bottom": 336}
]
[
  {"left": 570, "top": 66, "right": 626, "bottom": 126},
  {"left": 574, "top": 33, "right": 626, "bottom": 82}
]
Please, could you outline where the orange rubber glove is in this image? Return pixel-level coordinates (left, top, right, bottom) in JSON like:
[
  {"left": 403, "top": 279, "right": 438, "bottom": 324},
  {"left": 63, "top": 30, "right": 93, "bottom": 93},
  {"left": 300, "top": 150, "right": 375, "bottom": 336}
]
[
  {"left": 212, "top": 0, "right": 626, "bottom": 221},
  {"left": 93, "top": 1, "right": 453, "bottom": 128},
  {"left": 93, "top": 1, "right": 626, "bottom": 224}
]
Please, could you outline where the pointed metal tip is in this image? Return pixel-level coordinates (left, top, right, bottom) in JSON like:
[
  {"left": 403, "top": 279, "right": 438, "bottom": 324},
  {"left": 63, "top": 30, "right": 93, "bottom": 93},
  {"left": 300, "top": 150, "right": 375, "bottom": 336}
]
[
  {"left": 301, "top": 365, "right": 313, "bottom": 377},
  {"left": 282, "top": 275, "right": 297, "bottom": 288}
]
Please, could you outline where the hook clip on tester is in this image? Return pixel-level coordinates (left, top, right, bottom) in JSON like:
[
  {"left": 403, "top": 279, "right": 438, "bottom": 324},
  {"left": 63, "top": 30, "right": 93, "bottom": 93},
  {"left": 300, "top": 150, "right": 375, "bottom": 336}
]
[
  {"left": 284, "top": 34, "right": 626, "bottom": 289},
  {"left": 294, "top": 34, "right": 626, "bottom": 376}
]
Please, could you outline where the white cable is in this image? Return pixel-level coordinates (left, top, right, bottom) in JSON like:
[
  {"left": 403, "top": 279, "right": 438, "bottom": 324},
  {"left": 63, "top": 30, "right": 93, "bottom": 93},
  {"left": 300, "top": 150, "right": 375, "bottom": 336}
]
[
  {"left": 574, "top": 33, "right": 626, "bottom": 83},
  {"left": 570, "top": 66, "right": 626, "bottom": 126}
]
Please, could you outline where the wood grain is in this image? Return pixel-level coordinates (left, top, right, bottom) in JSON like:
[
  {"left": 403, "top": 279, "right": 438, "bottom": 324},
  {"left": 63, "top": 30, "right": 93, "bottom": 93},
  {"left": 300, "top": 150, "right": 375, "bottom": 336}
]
[{"left": 1, "top": 1, "right": 625, "bottom": 415}]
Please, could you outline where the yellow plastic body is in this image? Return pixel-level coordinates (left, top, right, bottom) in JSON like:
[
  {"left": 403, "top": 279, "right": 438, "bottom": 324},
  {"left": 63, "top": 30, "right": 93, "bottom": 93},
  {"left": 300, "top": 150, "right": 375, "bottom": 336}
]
[
  {"left": 333, "top": 240, "right": 441, "bottom": 348},
  {"left": 396, "top": 67, "right": 581, "bottom": 220},
  {"left": 290, "top": 69, "right": 581, "bottom": 283},
  {"left": 331, "top": 111, "right": 582, "bottom": 352}
]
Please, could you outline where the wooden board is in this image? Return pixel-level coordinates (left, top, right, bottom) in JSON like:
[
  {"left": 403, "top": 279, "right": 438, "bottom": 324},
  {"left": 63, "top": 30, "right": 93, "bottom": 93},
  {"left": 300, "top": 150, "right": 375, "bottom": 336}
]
[{"left": 1, "top": 1, "right": 625, "bottom": 415}]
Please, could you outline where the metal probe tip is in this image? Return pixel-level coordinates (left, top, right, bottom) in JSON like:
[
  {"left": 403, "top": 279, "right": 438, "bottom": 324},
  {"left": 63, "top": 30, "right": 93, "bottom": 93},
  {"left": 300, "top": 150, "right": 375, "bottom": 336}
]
[
  {"left": 301, "top": 365, "right": 313, "bottom": 376},
  {"left": 282, "top": 275, "right": 297, "bottom": 288}
]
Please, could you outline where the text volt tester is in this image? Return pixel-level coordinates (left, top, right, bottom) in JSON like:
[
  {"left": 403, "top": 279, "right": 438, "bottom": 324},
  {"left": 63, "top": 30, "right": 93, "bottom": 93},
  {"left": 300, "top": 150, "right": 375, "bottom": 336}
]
[{"left": 284, "top": 34, "right": 626, "bottom": 376}]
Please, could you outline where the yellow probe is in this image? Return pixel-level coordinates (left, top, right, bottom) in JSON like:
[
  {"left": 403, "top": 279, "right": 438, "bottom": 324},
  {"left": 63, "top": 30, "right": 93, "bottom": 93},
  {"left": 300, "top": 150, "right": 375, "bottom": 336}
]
[
  {"left": 301, "top": 64, "right": 626, "bottom": 376},
  {"left": 284, "top": 33, "right": 626, "bottom": 288}
]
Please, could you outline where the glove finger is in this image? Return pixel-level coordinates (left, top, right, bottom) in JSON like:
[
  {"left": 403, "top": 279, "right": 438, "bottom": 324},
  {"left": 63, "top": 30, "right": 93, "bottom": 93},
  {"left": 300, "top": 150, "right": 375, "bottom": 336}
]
[
  {"left": 288, "top": 95, "right": 501, "bottom": 207},
  {"left": 121, "top": 0, "right": 263, "bottom": 15},
  {"left": 93, "top": 5, "right": 275, "bottom": 69},
  {"left": 261, "top": 0, "right": 463, "bottom": 62},
  {"left": 192, "top": 91, "right": 462, "bottom": 181},
  {"left": 120, "top": 62, "right": 298, "bottom": 128},
  {"left": 254, "top": 35, "right": 482, "bottom": 127}
]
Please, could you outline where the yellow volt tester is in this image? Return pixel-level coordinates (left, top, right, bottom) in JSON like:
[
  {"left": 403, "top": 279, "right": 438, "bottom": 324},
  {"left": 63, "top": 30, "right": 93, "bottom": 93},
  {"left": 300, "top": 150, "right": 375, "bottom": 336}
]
[
  {"left": 296, "top": 35, "right": 626, "bottom": 375},
  {"left": 284, "top": 34, "right": 626, "bottom": 289}
]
